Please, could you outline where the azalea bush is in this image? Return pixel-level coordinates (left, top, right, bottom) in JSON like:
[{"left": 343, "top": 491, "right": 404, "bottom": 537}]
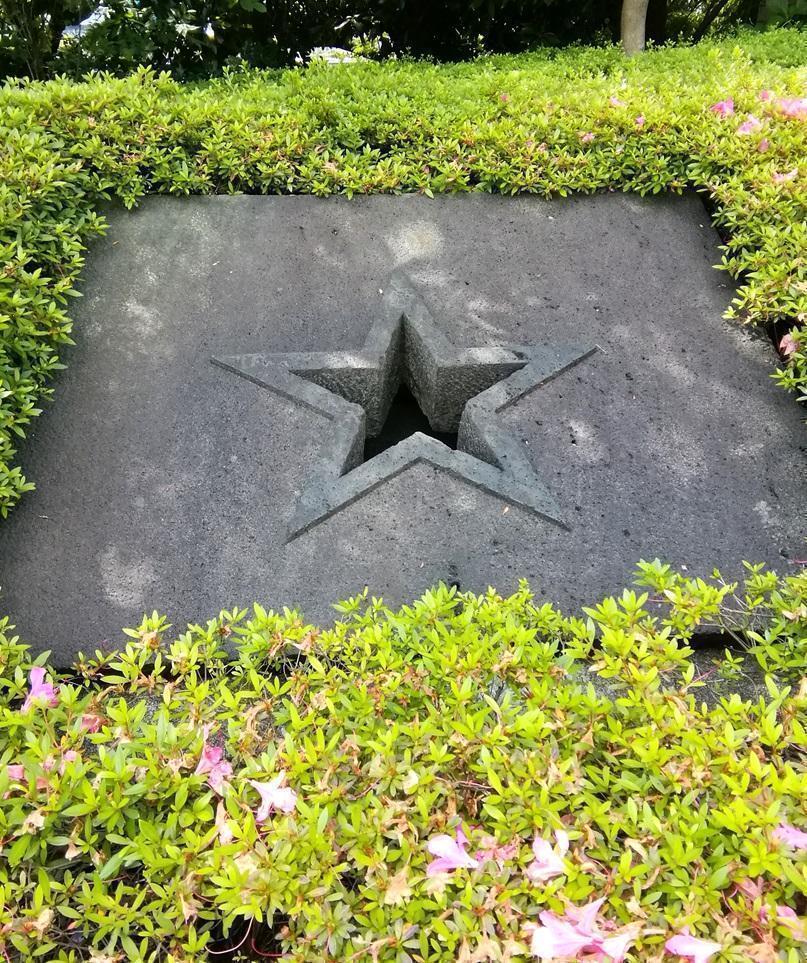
[
  {"left": 0, "top": 27, "right": 806, "bottom": 517},
  {"left": 0, "top": 562, "right": 805, "bottom": 961}
]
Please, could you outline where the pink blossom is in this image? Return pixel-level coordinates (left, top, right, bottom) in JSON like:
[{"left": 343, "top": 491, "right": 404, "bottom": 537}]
[
  {"left": 710, "top": 98, "right": 734, "bottom": 117},
  {"left": 580, "top": 132, "right": 595, "bottom": 144},
  {"left": 610, "top": 96, "right": 626, "bottom": 108},
  {"left": 250, "top": 772, "right": 297, "bottom": 821},
  {"left": 194, "top": 743, "right": 233, "bottom": 795},
  {"left": 735, "top": 877, "right": 769, "bottom": 923},
  {"left": 777, "top": 906, "right": 807, "bottom": 942},
  {"left": 737, "top": 114, "right": 762, "bottom": 135},
  {"left": 777, "top": 97, "right": 807, "bottom": 119},
  {"left": 772, "top": 169, "right": 798, "bottom": 184},
  {"left": 779, "top": 333, "right": 799, "bottom": 357},
  {"left": 81, "top": 713, "right": 103, "bottom": 733},
  {"left": 5, "top": 765, "right": 48, "bottom": 794},
  {"left": 23, "top": 668, "right": 58, "bottom": 712},
  {"left": 665, "top": 929, "right": 722, "bottom": 963},
  {"left": 600, "top": 931, "right": 639, "bottom": 962},
  {"left": 529, "top": 899, "right": 635, "bottom": 961},
  {"left": 759, "top": 89, "right": 773, "bottom": 102},
  {"left": 564, "top": 898, "right": 606, "bottom": 934},
  {"left": 526, "top": 828, "right": 569, "bottom": 883},
  {"left": 529, "top": 914, "right": 593, "bottom": 959},
  {"left": 476, "top": 834, "right": 519, "bottom": 868},
  {"left": 635, "top": 115, "right": 646, "bottom": 129},
  {"left": 735, "top": 877, "right": 763, "bottom": 899},
  {"left": 59, "top": 750, "right": 80, "bottom": 775},
  {"left": 499, "top": 92, "right": 510, "bottom": 103},
  {"left": 426, "top": 826, "right": 479, "bottom": 876},
  {"left": 773, "top": 821, "right": 807, "bottom": 850},
  {"left": 757, "top": 138, "right": 770, "bottom": 152}
]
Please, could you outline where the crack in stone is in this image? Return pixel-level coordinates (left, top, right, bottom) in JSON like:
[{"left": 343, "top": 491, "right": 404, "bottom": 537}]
[{"left": 212, "top": 271, "right": 598, "bottom": 541}]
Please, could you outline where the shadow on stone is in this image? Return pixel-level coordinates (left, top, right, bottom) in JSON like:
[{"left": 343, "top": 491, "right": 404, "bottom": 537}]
[{"left": 364, "top": 384, "right": 458, "bottom": 460}]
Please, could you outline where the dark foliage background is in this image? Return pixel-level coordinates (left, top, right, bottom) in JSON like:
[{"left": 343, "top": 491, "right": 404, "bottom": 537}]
[{"left": 1, "top": 1, "right": 804, "bottom": 80}]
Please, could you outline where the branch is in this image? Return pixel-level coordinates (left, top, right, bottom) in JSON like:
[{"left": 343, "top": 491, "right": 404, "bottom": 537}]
[{"left": 692, "top": 0, "right": 736, "bottom": 41}]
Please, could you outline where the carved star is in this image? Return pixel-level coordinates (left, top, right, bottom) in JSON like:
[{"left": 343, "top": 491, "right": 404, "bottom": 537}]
[{"left": 213, "top": 272, "right": 597, "bottom": 541}]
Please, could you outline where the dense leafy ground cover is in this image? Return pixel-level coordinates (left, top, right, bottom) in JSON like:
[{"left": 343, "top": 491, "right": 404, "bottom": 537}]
[
  {"left": 0, "top": 563, "right": 805, "bottom": 961},
  {"left": 0, "top": 27, "right": 806, "bottom": 516}
]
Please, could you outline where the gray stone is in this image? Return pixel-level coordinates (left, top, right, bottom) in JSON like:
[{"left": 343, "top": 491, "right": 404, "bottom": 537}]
[
  {"left": 215, "top": 271, "right": 594, "bottom": 539},
  {"left": 0, "top": 192, "right": 804, "bottom": 665}
]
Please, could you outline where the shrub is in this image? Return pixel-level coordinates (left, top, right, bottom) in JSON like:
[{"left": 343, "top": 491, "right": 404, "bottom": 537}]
[
  {"left": 0, "top": 563, "right": 805, "bottom": 961},
  {"left": 0, "top": 28, "right": 805, "bottom": 518}
]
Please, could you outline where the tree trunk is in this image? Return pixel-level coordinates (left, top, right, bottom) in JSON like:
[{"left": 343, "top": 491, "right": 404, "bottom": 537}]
[{"left": 621, "top": 0, "right": 651, "bottom": 55}]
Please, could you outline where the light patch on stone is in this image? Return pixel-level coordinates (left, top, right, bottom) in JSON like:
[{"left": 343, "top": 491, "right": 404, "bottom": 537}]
[
  {"left": 568, "top": 419, "right": 610, "bottom": 465},
  {"left": 100, "top": 546, "right": 155, "bottom": 608},
  {"left": 753, "top": 500, "right": 776, "bottom": 530},
  {"left": 124, "top": 300, "right": 163, "bottom": 338},
  {"left": 386, "top": 220, "right": 443, "bottom": 263}
]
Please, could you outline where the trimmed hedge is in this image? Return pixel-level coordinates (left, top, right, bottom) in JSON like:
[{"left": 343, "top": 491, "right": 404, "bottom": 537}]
[
  {"left": 0, "top": 27, "right": 806, "bottom": 517},
  {"left": 0, "top": 562, "right": 806, "bottom": 961}
]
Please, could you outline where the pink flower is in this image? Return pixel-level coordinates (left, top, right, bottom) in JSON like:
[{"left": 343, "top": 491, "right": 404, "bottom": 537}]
[
  {"left": 499, "top": 92, "right": 510, "bottom": 103},
  {"left": 635, "top": 115, "right": 646, "bottom": 129},
  {"left": 772, "top": 169, "right": 798, "bottom": 184},
  {"left": 6, "top": 764, "right": 25, "bottom": 781},
  {"left": 710, "top": 98, "right": 734, "bottom": 117},
  {"left": 194, "top": 743, "right": 232, "bottom": 795},
  {"left": 426, "top": 826, "right": 479, "bottom": 876},
  {"left": 59, "top": 750, "right": 80, "bottom": 774},
  {"left": 737, "top": 114, "right": 762, "bottom": 135},
  {"left": 759, "top": 89, "right": 773, "bottom": 102},
  {"left": 476, "top": 834, "right": 519, "bottom": 868},
  {"left": 564, "top": 898, "right": 606, "bottom": 935},
  {"left": 610, "top": 96, "right": 626, "bottom": 108},
  {"left": 526, "top": 829, "right": 569, "bottom": 883},
  {"left": 777, "top": 906, "right": 807, "bottom": 942},
  {"left": 580, "top": 132, "right": 595, "bottom": 144},
  {"left": 529, "top": 913, "right": 593, "bottom": 959},
  {"left": 22, "top": 668, "right": 58, "bottom": 711},
  {"left": 779, "top": 333, "right": 799, "bottom": 356},
  {"left": 529, "top": 899, "right": 635, "bottom": 961},
  {"left": 250, "top": 772, "right": 297, "bottom": 820},
  {"left": 81, "top": 713, "right": 103, "bottom": 733},
  {"left": 735, "top": 877, "right": 769, "bottom": 923},
  {"left": 757, "top": 138, "right": 770, "bottom": 152},
  {"left": 665, "top": 929, "right": 722, "bottom": 962},
  {"left": 777, "top": 97, "right": 807, "bottom": 119},
  {"left": 773, "top": 821, "right": 807, "bottom": 850},
  {"left": 600, "top": 931, "right": 639, "bottom": 962}
]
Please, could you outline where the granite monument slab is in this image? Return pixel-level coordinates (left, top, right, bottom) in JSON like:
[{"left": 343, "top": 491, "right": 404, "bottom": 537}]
[{"left": 0, "top": 193, "right": 803, "bottom": 663}]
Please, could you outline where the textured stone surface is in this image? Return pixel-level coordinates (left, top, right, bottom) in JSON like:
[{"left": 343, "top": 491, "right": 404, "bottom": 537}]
[
  {"left": 216, "top": 271, "right": 591, "bottom": 539},
  {"left": 0, "top": 192, "right": 804, "bottom": 663}
]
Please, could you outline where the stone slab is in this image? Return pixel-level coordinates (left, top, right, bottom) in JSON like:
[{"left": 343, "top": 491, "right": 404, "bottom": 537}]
[{"left": 0, "top": 193, "right": 804, "bottom": 664}]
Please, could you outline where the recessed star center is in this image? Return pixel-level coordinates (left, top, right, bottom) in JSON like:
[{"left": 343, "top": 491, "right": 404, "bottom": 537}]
[
  {"left": 364, "top": 385, "right": 458, "bottom": 460},
  {"left": 212, "top": 272, "right": 598, "bottom": 540}
]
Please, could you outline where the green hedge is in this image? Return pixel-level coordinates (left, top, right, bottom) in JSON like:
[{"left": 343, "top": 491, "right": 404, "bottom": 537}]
[
  {"left": 1, "top": 562, "right": 805, "bottom": 960},
  {"left": 0, "top": 27, "right": 805, "bottom": 517}
]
